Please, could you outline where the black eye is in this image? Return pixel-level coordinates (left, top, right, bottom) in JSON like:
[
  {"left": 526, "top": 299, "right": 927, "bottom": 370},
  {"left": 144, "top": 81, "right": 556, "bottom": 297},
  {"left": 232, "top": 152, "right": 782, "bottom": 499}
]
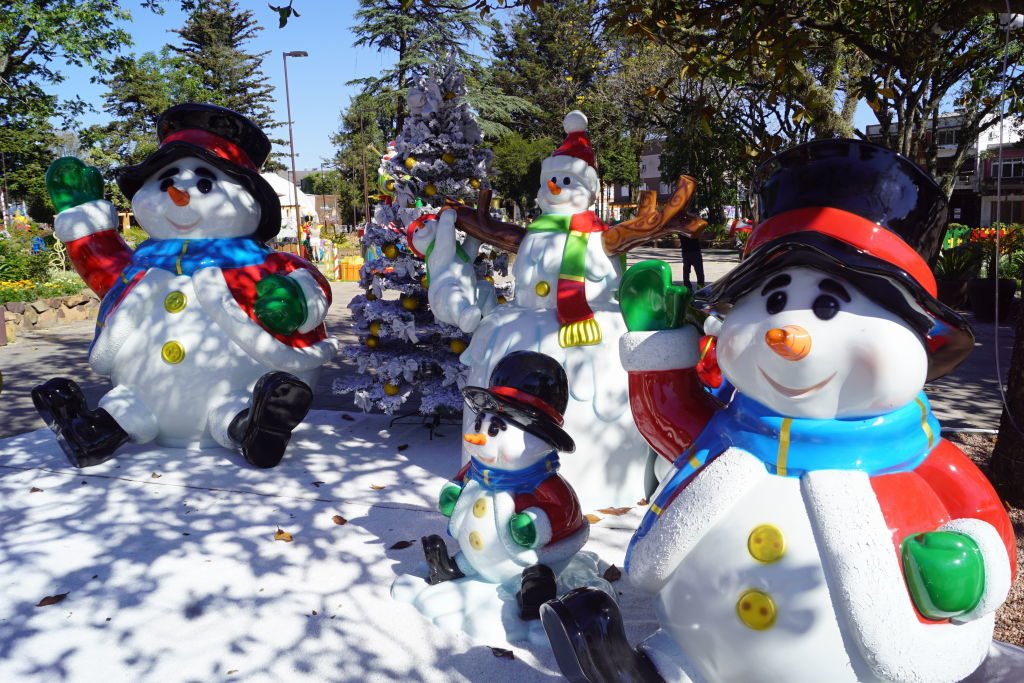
[
  {"left": 812, "top": 294, "right": 840, "bottom": 320},
  {"left": 159, "top": 178, "right": 174, "bottom": 192},
  {"left": 562, "top": 177, "right": 571, "bottom": 186},
  {"left": 197, "top": 178, "right": 213, "bottom": 194},
  {"left": 487, "top": 422, "right": 501, "bottom": 437},
  {"left": 766, "top": 291, "right": 787, "bottom": 314}
]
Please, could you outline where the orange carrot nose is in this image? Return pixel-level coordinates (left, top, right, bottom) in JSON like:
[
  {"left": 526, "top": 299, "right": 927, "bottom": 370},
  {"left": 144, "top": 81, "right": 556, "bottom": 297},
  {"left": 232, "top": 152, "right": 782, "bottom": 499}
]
[
  {"left": 765, "top": 325, "right": 812, "bottom": 360},
  {"left": 546, "top": 179, "right": 562, "bottom": 195},
  {"left": 167, "top": 185, "right": 190, "bottom": 207},
  {"left": 463, "top": 433, "right": 487, "bottom": 446}
]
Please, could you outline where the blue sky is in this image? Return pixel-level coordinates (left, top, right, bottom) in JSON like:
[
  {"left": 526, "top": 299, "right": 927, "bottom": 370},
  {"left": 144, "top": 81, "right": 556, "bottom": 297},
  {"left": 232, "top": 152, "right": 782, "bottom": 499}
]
[
  {"left": 54, "top": 0, "right": 391, "bottom": 173},
  {"left": 53, "top": 1, "right": 876, "bottom": 174}
]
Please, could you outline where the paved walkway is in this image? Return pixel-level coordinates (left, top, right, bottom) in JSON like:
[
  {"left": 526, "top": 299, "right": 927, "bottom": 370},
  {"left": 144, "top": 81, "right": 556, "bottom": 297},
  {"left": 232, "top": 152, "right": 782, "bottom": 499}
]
[{"left": 0, "top": 248, "right": 1015, "bottom": 437}]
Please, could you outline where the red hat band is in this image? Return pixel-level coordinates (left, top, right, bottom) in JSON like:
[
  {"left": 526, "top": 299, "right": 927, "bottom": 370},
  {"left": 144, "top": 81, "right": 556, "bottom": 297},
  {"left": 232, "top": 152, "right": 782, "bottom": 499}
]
[
  {"left": 745, "top": 206, "right": 937, "bottom": 297},
  {"left": 163, "top": 128, "right": 258, "bottom": 172},
  {"left": 490, "top": 385, "right": 565, "bottom": 426}
]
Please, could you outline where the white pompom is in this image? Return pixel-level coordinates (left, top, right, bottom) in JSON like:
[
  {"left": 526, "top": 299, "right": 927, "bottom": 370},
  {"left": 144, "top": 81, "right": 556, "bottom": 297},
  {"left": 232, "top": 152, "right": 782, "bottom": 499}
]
[{"left": 563, "top": 110, "right": 588, "bottom": 134}]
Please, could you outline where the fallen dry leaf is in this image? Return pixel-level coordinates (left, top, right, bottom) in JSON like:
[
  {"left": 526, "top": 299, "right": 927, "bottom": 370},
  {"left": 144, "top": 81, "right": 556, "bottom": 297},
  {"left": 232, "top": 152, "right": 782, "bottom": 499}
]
[
  {"left": 341, "top": 414, "right": 355, "bottom": 421},
  {"left": 274, "top": 528, "right": 294, "bottom": 543},
  {"left": 36, "top": 593, "right": 68, "bottom": 607},
  {"left": 311, "top": 481, "right": 326, "bottom": 488},
  {"left": 389, "top": 540, "right": 416, "bottom": 550},
  {"left": 331, "top": 515, "right": 348, "bottom": 525},
  {"left": 585, "top": 513, "right": 601, "bottom": 524},
  {"left": 311, "top": 610, "right": 318, "bottom": 615},
  {"left": 226, "top": 670, "right": 239, "bottom": 675},
  {"left": 29, "top": 487, "right": 42, "bottom": 493},
  {"left": 597, "top": 507, "right": 631, "bottom": 516},
  {"left": 150, "top": 472, "right": 162, "bottom": 479},
  {"left": 397, "top": 444, "right": 409, "bottom": 452},
  {"left": 637, "top": 498, "right": 649, "bottom": 506},
  {"left": 490, "top": 647, "right": 515, "bottom": 660},
  {"left": 603, "top": 565, "right": 623, "bottom": 582},
  {"left": 370, "top": 484, "right": 386, "bottom": 491}
]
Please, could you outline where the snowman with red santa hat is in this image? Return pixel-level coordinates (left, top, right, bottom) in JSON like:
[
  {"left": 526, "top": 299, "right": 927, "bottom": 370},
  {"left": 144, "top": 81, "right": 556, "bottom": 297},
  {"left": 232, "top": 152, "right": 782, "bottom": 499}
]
[
  {"left": 542, "top": 139, "right": 1019, "bottom": 682},
  {"left": 33, "top": 103, "right": 338, "bottom": 468},
  {"left": 410, "top": 111, "right": 705, "bottom": 510}
]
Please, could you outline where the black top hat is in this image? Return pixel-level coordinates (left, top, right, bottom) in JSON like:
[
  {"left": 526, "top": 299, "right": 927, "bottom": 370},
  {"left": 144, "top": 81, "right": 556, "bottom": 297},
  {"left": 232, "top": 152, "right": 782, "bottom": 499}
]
[
  {"left": 117, "top": 103, "right": 282, "bottom": 242},
  {"left": 698, "top": 139, "right": 973, "bottom": 381},
  {"left": 462, "top": 351, "right": 576, "bottom": 453}
]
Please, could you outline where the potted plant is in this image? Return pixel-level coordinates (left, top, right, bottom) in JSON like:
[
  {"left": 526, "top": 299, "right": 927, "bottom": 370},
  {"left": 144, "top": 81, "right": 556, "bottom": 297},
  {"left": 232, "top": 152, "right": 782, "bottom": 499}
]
[
  {"left": 966, "top": 224, "right": 1022, "bottom": 323},
  {"left": 934, "top": 244, "right": 982, "bottom": 309}
]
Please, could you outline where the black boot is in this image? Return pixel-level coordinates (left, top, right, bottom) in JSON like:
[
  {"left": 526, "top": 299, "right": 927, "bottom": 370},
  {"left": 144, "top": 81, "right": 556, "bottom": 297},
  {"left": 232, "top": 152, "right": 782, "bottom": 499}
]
[
  {"left": 56, "top": 409, "right": 129, "bottom": 468},
  {"left": 228, "top": 372, "right": 312, "bottom": 468},
  {"left": 541, "top": 587, "right": 664, "bottom": 683},
  {"left": 517, "top": 563, "right": 556, "bottom": 620},
  {"left": 32, "top": 378, "right": 88, "bottom": 432},
  {"left": 422, "top": 534, "right": 465, "bottom": 585},
  {"left": 33, "top": 378, "right": 129, "bottom": 468}
]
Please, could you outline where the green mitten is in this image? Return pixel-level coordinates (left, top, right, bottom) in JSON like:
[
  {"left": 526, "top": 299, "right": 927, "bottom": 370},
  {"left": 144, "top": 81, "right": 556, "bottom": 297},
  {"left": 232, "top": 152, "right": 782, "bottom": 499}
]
[
  {"left": 509, "top": 512, "right": 537, "bottom": 548},
  {"left": 438, "top": 482, "right": 462, "bottom": 517},
  {"left": 254, "top": 274, "right": 308, "bottom": 335},
  {"left": 901, "top": 530, "right": 984, "bottom": 619},
  {"left": 619, "top": 260, "right": 692, "bottom": 332},
  {"left": 46, "top": 157, "right": 105, "bottom": 213}
]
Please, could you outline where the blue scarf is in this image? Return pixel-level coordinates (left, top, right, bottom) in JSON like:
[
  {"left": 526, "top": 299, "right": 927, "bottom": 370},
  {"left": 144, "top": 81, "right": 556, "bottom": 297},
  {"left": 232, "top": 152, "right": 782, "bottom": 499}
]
[
  {"left": 626, "top": 392, "right": 940, "bottom": 567},
  {"left": 93, "top": 238, "right": 270, "bottom": 345},
  {"left": 467, "top": 452, "right": 560, "bottom": 493}
]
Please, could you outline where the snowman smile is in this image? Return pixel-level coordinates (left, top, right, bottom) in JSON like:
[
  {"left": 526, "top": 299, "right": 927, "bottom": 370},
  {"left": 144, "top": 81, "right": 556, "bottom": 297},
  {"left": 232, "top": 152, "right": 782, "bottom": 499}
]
[
  {"left": 759, "top": 368, "right": 836, "bottom": 398},
  {"left": 167, "top": 213, "right": 201, "bottom": 230}
]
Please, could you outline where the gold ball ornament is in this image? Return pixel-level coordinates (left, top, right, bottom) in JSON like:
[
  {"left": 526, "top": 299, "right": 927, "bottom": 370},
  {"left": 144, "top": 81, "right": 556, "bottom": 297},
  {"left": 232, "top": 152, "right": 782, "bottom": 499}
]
[
  {"left": 369, "top": 321, "right": 382, "bottom": 336},
  {"left": 444, "top": 91, "right": 457, "bottom": 100},
  {"left": 385, "top": 179, "right": 395, "bottom": 192},
  {"left": 424, "top": 184, "right": 438, "bottom": 197},
  {"left": 401, "top": 295, "right": 419, "bottom": 311},
  {"left": 469, "top": 178, "right": 481, "bottom": 189},
  {"left": 483, "top": 275, "right": 494, "bottom": 283},
  {"left": 404, "top": 156, "right": 417, "bottom": 170},
  {"left": 441, "top": 153, "right": 455, "bottom": 165},
  {"left": 497, "top": 295, "right": 508, "bottom": 305},
  {"left": 449, "top": 339, "right": 468, "bottom": 354},
  {"left": 382, "top": 243, "right": 398, "bottom": 259},
  {"left": 420, "top": 275, "right": 429, "bottom": 288},
  {"left": 365, "top": 335, "right": 380, "bottom": 349},
  {"left": 383, "top": 383, "right": 400, "bottom": 396}
]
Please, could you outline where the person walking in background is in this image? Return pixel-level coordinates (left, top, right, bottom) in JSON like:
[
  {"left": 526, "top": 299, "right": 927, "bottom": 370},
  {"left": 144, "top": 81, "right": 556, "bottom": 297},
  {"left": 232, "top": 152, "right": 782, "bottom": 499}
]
[{"left": 679, "top": 225, "right": 705, "bottom": 291}]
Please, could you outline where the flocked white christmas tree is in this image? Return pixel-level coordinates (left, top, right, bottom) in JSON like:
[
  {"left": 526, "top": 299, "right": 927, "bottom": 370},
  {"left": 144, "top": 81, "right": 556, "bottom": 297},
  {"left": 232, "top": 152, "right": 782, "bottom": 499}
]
[{"left": 334, "top": 61, "right": 506, "bottom": 416}]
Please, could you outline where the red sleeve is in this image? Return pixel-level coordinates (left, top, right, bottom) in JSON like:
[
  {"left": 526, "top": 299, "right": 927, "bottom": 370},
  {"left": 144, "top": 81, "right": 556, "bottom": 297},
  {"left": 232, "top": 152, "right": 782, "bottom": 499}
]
[
  {"left": 916, "top": 439, "right": 1017, "bottom": 581},
  {"left": 514, "top": 475, "right": 585, "bottom": 544},
  {"left": 222, "top": 252, "right": 332, "bottom": 347},
  {"left": 65, "top": 230, "right": 134, "bottom": 298},
  {"left": 628, "top": 368, "right": 717, "bottom": 463},
  {"left": 453, "top": 461, "right": 471, "bottom": 484}
]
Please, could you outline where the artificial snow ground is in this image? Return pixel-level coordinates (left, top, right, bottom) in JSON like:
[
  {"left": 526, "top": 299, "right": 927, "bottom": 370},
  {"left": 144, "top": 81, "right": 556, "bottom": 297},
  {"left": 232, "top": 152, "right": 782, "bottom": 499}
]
[
  {"left": 0, "top": 410, "right": 654, "bottom": 682},
  {"left": 2, "top": 409, "right": 1023, "bottom": 682}
]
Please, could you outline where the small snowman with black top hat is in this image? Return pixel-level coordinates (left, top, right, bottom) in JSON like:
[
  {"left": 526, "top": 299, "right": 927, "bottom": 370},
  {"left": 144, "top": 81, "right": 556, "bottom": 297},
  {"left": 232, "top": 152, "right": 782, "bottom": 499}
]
[
  {"left": 33, "top": 103, "right": 338, "bottom": 468},
  {"left": 393, "top": 351, "right": 612, "bottom": 644},
  {"left": 542, "top": 139, "right": 1018, "bottom": 683}
]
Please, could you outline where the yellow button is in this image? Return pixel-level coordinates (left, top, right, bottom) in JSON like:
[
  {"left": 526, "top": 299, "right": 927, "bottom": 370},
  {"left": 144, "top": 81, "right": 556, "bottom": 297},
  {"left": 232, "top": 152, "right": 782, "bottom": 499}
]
[
  {"left": 163, "top": 291, "right": 187, "bottom": 313},
  {"left": 468, "top": 531, "right": 483, "bottom": 550},
  {"left": 161, "top": 340, "right": 186, "bottom": 364},
  {"left": 535, "top": 281, "right": 551, "bottom": 297},
  {"left": 736, "top": 589, "right": 776, "bottom": 630},
  {"left": 748, "top": 524, "right": 786, "bottom": 563},
  {"left": 473, "top": 498, "right": 487, "bottom": 518}
]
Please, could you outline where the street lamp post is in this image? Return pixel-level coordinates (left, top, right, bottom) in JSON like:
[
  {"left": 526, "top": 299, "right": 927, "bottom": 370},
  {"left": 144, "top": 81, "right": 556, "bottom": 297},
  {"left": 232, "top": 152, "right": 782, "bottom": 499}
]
[{"left": 282, "top": 50, "right": 308, "bottom": 246}]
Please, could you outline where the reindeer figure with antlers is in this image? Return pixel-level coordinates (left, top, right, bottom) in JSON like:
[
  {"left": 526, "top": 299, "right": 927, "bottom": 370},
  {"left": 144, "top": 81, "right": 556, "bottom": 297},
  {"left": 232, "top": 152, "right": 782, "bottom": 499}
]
[{"left": 408, "top": 111, "right": 705, "bottom": 509}]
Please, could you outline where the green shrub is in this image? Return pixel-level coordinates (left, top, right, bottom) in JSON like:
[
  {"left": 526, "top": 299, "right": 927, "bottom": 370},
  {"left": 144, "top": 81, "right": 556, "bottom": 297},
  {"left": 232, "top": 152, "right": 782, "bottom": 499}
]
[
  {"left": 0, "top": 235, "right": 51, "bottom": 282},
  {"left": 934, "top": 245, "right": 984, "bottom": 279}
]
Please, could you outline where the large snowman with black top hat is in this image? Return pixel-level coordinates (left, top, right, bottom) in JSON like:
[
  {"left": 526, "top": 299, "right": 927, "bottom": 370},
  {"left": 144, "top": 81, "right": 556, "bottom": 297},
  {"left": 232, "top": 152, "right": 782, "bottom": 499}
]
[
  {"left": 542, "top": 139, "right": 1018, "bottom": 683},
  {"left": 33, "top": 103, "right": 338, "bottom": 468},
  {"left": 392, "top": 351, "right": 612, "bottom": 644}
]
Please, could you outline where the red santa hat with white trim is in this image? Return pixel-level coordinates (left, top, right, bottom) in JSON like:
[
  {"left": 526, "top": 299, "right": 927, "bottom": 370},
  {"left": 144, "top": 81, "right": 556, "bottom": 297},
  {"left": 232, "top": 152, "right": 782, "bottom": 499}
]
[{"left": 541, "top": 111, "right": 600, "bottom": 195}]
